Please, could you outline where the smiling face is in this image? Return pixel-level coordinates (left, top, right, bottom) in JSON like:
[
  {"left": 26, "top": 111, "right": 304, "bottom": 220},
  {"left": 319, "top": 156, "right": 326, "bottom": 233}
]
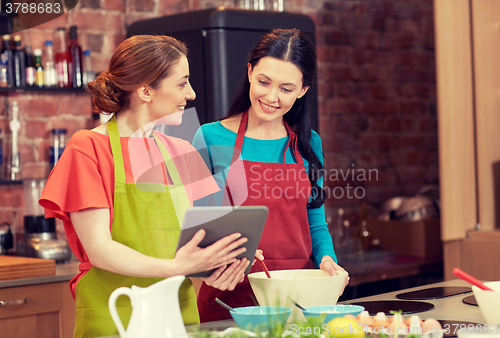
[
  {"left": 149, "top": 55, "right": 196, "bottom": 124},
  {"left": 247, "top": 56, "right": 309, "bottom": 124}
]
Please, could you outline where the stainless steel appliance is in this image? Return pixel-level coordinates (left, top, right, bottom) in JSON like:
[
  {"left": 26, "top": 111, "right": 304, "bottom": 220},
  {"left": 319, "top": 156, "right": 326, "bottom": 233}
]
[{"left": 19, "top": 179, "right": 72, "bottom": 262}]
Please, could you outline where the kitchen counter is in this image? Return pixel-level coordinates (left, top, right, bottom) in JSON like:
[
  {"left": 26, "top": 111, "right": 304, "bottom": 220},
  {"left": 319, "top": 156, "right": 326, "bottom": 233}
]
[{"left": 0, "top": 260, "right": 79, "bottom": 289}]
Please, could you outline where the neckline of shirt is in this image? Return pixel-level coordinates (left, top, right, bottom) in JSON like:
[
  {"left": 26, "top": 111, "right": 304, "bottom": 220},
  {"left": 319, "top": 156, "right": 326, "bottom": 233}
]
[{"left": 214, "top": 121, "right": 289, "bottom": 144}]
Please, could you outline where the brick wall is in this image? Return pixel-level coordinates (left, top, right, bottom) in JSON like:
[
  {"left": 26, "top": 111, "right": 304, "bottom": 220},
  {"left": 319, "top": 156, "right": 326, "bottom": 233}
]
[{"left": 0, "top": 0, "right": 438, "bottom": 241}]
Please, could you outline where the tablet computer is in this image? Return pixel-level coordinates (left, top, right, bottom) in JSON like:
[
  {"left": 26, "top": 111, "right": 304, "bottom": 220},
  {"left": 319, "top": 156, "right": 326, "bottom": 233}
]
[{"left": 175, "top": 206, "right": 269, "bottom": 278}]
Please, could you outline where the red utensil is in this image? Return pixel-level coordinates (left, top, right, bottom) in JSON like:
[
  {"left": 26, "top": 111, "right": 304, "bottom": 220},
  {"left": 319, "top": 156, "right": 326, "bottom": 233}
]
[
  {"left": 453, "top": 268, "right": 494, "bottom": 291},
  {"left": 257, "top": 258, "right": 271, "bottom": 279}
]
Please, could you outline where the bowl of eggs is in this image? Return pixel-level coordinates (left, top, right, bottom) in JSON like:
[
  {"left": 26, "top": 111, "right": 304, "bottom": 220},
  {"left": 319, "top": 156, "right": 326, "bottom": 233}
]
[
  {"left": 472, "top": 281, "right": 500, "bottom": 325},
  {"left": 302, "top": 305, "right": 365, "bottom": 323},
  {"left": 248, "top": 269, "right": 348, "bottom": 322}
]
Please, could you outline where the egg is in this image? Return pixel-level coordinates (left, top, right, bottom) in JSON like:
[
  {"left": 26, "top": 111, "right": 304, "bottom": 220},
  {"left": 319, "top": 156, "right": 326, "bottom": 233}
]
[
  {"left": 407, "top": 314, "right": 423, "bottom": 328},
  {"left": 422, "top": 318, "right": 442, "bottom": 334},
  {"left": 373, "top": 320, "right": 391, "bottom": 332},
  {"left": 343, "top": 314, "right": 357, "bottom": 321},
  {"left": 374, "top": 312, "right": 387, "bottom": 322},
  {"left": 390, "top": 315, "right": 408, "bottom": 335},
  {"left": 357, "top": 310, "right": 371, "bottom": 320},
  {"left": 357, "top": 311, "right": 375, "bottom": 328}
]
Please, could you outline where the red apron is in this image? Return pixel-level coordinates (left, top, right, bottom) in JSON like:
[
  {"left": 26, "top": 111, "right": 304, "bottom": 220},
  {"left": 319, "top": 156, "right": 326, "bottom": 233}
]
[{"left": 197, "top": 111, "right": 314, "bottom": 322}]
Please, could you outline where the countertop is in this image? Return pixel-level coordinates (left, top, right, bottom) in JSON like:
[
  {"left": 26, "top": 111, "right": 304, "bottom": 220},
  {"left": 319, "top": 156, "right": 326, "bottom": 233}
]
[
  {"left": 0, "top": 260, "right": 79, "bottom": 289},
  {"left": 339, "top": 279, "right": 484, "bottom": 323}
]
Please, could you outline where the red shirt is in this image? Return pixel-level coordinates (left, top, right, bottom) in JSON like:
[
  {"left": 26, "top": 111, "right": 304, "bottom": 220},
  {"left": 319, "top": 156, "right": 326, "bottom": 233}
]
[{"left": 40, "top": 130, "right": 219, "bottom": 296}]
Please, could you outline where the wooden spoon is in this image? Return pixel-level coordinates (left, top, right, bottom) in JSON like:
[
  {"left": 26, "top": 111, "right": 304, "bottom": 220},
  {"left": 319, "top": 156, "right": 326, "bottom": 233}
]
[
  {"left": 257, "top": 258, "right": 271, "bottom": 278},
  {"left": 453, "top": 268, "right": 494, "bottom": 291}
]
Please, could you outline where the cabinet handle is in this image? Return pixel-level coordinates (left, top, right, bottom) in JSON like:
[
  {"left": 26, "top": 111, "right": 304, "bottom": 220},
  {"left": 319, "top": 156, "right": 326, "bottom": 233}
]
[{"left": 0, "top": 297, "right": 30, "bottom": 307}]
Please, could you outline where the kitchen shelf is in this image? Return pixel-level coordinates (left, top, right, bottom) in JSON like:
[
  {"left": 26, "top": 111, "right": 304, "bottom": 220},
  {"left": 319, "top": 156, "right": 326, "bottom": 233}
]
[
  {"left": 0, "top": 87, "right": 86, "bottom": 95},
  {"left": 0, "top": 180, "right": 23, "bottom": 185}
]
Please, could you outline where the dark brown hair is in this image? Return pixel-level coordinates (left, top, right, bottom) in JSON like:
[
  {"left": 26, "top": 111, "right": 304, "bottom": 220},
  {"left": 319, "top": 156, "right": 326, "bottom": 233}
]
[
  {"left": 227, "top": 29, "right": 325, "bottom": 208},
  {"left": 88, "top": 35, "right": 187, "bottom": 114}
]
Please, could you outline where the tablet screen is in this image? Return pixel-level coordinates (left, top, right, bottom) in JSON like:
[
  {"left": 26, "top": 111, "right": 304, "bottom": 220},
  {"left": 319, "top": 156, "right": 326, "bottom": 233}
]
[{"left": 175, "top": 206, "right": 269, "bottom": 277}]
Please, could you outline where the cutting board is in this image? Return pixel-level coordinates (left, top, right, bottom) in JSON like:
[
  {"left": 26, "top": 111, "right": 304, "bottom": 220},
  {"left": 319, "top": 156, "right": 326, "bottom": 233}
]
[{"left": 0, "top": 256, "right": 56, "bottom": 281}]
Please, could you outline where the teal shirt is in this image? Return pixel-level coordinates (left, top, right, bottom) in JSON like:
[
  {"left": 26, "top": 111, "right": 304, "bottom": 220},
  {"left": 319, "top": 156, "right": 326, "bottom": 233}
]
[{"left": 192, "top": 121, "right": 337, "bottom": 267}]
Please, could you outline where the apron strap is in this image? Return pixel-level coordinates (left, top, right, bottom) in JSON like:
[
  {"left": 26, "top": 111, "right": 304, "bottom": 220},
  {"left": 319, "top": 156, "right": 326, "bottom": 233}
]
[
  {"left": 282, "top": 121, "right": 304, "bottom": 165},
  {"left": 152, "top": 131, "right": 183, "bottom": 186},
  {"left": 233, "top": 110, "right": 301, "bottom": 165},
  {"left": 107, "top": 115, "right": 126, "bottom": 184},
  {"left": 79, "top": 261, "right": 93, "bottom": 272}
]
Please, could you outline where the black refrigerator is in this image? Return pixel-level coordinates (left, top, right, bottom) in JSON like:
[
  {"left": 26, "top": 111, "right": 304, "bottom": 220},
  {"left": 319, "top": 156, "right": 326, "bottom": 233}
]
[{"left": 126, "top": 7, "right": 318, "bottom": 130}]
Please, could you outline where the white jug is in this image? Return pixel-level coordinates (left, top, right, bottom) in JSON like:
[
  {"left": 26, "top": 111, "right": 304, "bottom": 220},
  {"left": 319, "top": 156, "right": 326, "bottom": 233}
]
[{"left": 108, "top": 275, "right": 188, "bottom": 338}]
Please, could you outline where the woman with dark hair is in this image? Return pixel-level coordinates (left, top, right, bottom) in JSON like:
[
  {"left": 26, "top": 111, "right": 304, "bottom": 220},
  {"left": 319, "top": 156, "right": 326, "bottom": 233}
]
[
  {"left": 193, "top": 28, "right": 349, "bottom": 322},
  {"left": 40, "top": 35, "right": 249, "bottom": 337}
]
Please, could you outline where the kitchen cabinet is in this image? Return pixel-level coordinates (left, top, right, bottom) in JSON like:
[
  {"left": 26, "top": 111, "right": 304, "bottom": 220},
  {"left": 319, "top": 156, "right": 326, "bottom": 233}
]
[
  {"left": 0, "top": 281, "right": 76, "bottom": 338},
  {"left": 434, "top": 0, "right": 500, "bottom": 280}
]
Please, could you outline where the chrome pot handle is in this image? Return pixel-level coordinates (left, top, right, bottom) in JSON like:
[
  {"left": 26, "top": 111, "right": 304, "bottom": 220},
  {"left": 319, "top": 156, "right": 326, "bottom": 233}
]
[{"left": 0, "top": 297, "right": 30, "bottom": 307}]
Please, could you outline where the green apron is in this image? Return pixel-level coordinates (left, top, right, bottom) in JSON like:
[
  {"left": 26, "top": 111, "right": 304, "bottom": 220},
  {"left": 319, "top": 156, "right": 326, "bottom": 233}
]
[{"left": 73, "top": 115, "right": 199, "bottom": 338}]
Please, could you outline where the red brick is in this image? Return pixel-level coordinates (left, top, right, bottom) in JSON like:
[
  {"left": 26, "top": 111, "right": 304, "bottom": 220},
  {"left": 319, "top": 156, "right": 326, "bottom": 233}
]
[
  {"left": 400, "top": 135, "right": 425, "bottom": 149},
  {"left": 37, "top": 141, "right": 51, "bottom": 162},
  {"left": 60, "top": 95, "right": 93, "bottom": 116},
  {"left": 23, "top": 30, "right": 56, "bottom": 50},
  {"left": 73, "top": 11, "right": 123, "bottom": 32},
  {"left": 78, "top": 0, "right": 101, "bottom": 9},
  {"left": 324, "top": 66, "right": 353, "bottom": 82},
  {"left": 91, "top": 55, "right": 111, "bottom": 74},
  {"left": 103, "top": 0, "right": 125, "bottom": 11},
  {"left": 322, "top": 134, "right": 342, "bottom": 152},
  {"left": 22, "top": 163, "right": 50, "bottom": 179},
  {"left": 417, "top": 84, "right": 432, "bottom": 99},
  {"left": 335, "top": 119, "right": 352, "bottom": 133},
  {"left": 358, "top": 66, "right": 389, "bottom": 82},
  {"left": 353, "top": 32, "right": 379, "bottom": 49},
  {"left": 419, "top": 117, "right": 437, "bottom": 132},
  {"left": 34, "top": 13, "right": 69, "bottom": 30},
  {"left": 369, "top": 117, "right": 385, "bottom": 131},
  {"left": 336, "top": 84, "right": 355, "bottom": 98},
  {"left": 401, "top": 118, "right": 415, "bottom": 131},
  {"left": 399, "top": 102, "right": 426, "bottom": 115},
  {"left": 0, "top": 210, "right": 14, "bottom": 225},
  {"left": 326, "top": 100, "right": 362, "bottom": 114},
  {"left": 11, "top": 96, "right": 60, "bottom": 117},
  {"left": 369, "top": 85, "right": 391, "bottom": 100},
  {"left": 25, "top": 120, "right": 48, "bottom": 139},
  {"left": 318, "top": 82, "right": 335, "bottom": 100},
  {"left": 363, "top": 101, "right": 397, "bottom": 115},
  {"left": 81, "top": 33, "right": 104, "bottom": 53},
  {"left": 322, "top": 31, "right": 351, "bottom": 46},
  {"left": 111, "top": 34, "right": 126, "bottom": 53},
  {"left": 0, "top": 189, "right": 14, "bottom": 207},
  {"left": 387, "top": 118, "right": 401, "bottom": 132},
  {"left": 317, "top": 46, "right": 350, "bottom": 64},
  {"left": 130, "top": 0, "right": 155, "bottom": 12},
  {"left": 124, "top": 13, "right": 156, "bottom": 27}
]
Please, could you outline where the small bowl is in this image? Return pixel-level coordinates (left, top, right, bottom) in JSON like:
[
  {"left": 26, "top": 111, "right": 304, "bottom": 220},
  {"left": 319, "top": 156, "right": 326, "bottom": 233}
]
[
  {"left": 302, "top": 305, "right": 365, "bottom": 323},
  {"left": 472, "top": 281, "right": 500, "bottom": 325},
  {"left": 230, "top": 306, "right": 292, "bottom": 331}
]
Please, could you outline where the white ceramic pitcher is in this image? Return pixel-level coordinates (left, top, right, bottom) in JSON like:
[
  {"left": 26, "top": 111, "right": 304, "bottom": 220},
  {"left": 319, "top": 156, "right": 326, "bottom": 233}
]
[{"left": 108, "top": 275, "right": 188, "bottom": 338}]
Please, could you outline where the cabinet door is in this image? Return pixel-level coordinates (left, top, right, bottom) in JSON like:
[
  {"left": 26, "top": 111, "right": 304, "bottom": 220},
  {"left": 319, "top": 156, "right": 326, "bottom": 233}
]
[{"left": 0, "top": 282, "right": 75, "bottom": 338}]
